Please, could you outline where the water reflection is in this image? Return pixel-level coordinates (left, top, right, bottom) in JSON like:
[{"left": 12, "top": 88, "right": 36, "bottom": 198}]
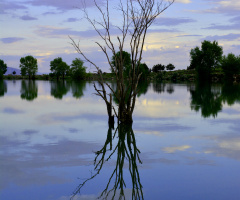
[
  {"left": 152, "top": 82, "right": 166, "bottom": 94},
  {"left": 72, "top": 124, "right": 143, "bottom": 200},
  {"left": 166, "top": 84, "right": 174, "bottom": 94},
  {"left": 137, "top": 80, "right": 150, "bottom": 97},
  {"left": 189, "top": 81, "right": 222, "bottom": 118},
  {"left": 222, "top": 82, "right": 240, "bottom": 105},
  {"left": 70, "top": 81, "right": 86, "bottom": 99},
  {"left": 50, "top": 80, "right": 70, "bottom": 99},
  {"left": 189, "top": 81, "right": 240, "bottom": 118},
  {"left": 20, "top": 80, "right": 38, "bottom": 101},
  {"left": 0, "top": 80, "right": 7, "bottom": 97}
]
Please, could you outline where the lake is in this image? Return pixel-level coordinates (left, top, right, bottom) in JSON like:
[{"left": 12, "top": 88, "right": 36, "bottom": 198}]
[{"left": 0, "top": 80, "right": 240, "bottom": 200}]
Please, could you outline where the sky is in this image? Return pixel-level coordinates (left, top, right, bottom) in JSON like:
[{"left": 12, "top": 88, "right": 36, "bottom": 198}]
[{"left": 0, "top": 0, "right": 240, "bottom": 73}]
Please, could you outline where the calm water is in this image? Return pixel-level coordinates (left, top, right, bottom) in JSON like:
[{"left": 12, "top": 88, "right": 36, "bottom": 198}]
[{"left": 0, "top": 80, "right": 240, "bottom": 200}]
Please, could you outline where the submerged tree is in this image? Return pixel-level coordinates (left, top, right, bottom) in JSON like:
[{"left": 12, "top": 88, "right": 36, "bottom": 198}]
[{"left": 70, "top": 0, "right": 175, "bottom": 124}]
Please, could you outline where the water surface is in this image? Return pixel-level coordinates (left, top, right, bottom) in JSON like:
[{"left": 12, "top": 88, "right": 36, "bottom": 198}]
[{"left": 0, "top": 80, "right": 240, "bottom": 200}]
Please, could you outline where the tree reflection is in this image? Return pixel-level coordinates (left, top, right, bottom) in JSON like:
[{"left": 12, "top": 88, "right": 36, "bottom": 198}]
[
  {"left": 152, "top": 82, "right": 166, "bottom": 94},
  {"left": 137, "top": 80, "right": 150, "bottom": 97},
  {"left": 166, "top": 84, "right": 174, "bottom": 94},
  {"left": 221, "top": 82, "right": 240, "bottom": 105},
  {"left": 72, "top": 124, "right": 143, "bottom": 200},
  {"left": 20, "top": 80, "right": 38, "bottom": 101},
  {"left": 70, "top": 80, "right": 86, "bottom": 99},
  {"left": 50, "top": 80, "right": 70, "bottom": 99},
  {"left": 0, "top": 80, "right": 7, "bottom": 97},
  {"left": 190, "top": 81, "right": 222, "bottom": 118}
]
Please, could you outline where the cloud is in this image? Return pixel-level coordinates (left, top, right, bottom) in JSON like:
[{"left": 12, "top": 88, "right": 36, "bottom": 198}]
[
  {"left": 162, "top": 145, "right": 191, "bottom": 153},
  {"left": 176, "top": 0, "right": 192, "bottom": 3},
  {"left": 2, "top": 107, "right": 25, "bottom": 114},
  {"left": 27, "top": 0, "right": 104, "bottom": 11},
  {"left": 204, "top": 33, "right": 240, "bottom": 41},
  {"left": 0, "top": 1, "right": 27, "bottom": 14},
  {"left": 154, "top": 17, "right": 196, "bottom": 26},
  {"left": 22, "top": 130, "right": 39, "bottom": 135},
  {"left": 0, "top": 37, "right": 24, "bottom": 44},
  {"left": 20, "top": 15, "right": 38, "bottom": 21},
  {"left": 34, "top": 26, "right": 103, "bottom": 38},
  {"left": 203, "top": 16, "right": 240, "bottom": 30},
  {"left": 66, "top": 18, "right": 79, "bottom": 22},
  {"left": 198, "top": 0, "right": 240, "bottom": 16}
]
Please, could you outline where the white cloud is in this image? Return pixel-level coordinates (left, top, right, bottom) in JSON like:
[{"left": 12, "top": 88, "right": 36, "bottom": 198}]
[{"left": 176, "top": 0, "right": 192, "bottom": 4}]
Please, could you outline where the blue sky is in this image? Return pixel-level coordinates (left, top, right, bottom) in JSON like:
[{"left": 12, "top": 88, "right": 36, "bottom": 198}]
[{"left": 0, "top": 0, "right": 240, "bottom": 73}]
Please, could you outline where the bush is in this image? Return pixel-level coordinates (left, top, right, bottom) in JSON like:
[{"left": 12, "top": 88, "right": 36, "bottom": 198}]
[{"left": 221, "top": 53, "right": 240, "bottom": 80}]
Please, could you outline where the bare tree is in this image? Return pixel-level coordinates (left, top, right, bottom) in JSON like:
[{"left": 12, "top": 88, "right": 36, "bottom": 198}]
[{"left": 70, "top": 0, "right": 175, "bottom": 124}]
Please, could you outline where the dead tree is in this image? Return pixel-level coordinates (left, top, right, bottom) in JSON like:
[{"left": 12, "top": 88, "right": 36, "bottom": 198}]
[{"left": 70, "top": 0, "right": 175, "bottom": 123}]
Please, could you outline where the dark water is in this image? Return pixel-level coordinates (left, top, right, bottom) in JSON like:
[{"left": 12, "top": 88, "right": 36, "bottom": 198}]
[{"left": 0, "top": 80, "right": 240, "bottom": 200}]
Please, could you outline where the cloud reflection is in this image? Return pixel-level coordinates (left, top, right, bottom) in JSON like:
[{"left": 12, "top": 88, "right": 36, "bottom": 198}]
[
  {"left": 0, "top": 136, "right": 102, "bottom": 190},
  {"left": 162, "top": 145, "right": 191, "bottom": 153}
]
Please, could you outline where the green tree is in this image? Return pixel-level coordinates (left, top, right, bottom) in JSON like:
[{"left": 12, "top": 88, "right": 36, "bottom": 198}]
[
  {"left": 111, "top": 51, "right": 131, "bottom": 77},
  {"left": 152, "top": 64, "right": 165, "bottom": 73},
  {"left": 139, "top": 63, "right": 150, "bottom": 80},
  {"left": 189, "top": 40, "right": 223, "bottom": 80},
  {"left": 166, "top": 63, "right": 175, "bottom": 71},
  {"left": 70, "top": 58, "right": 87, "bottom": 80},
  {"left": 50, "top": 57, "right": 70, "bottom": 80},
  {"left": 221, "top": 53, "right": 240, "bottom": 80},
  {"left": 0, "top": 59, "right": 8, "bottom": 79},
  {"left": 19, "top": 55, "right": 38, "bottom": 79}
]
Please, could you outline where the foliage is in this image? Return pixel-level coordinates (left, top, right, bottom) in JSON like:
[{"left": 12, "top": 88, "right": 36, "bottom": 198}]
[
  {"left": 70, "top": 58, "right": 87, "bottom": 80},
  {"left": 152, "top": 64, "right": 165, "bottom": 73},
  {"left": 139, "top": 63, "right": 150, "bottom": 80},
  {"left": 221, "top": 53, "right": 240, "bottom": 80},
  {"left": 166, "top": 63, "right": 175, "bottom": 71},
  {"left": 19, "top": 55, "right": 38, "bottom": 79},
  {"left": 50, "top": 57, "right": 70, "bottom": 79},
  {"left": 0, "top": 59, "right": 7, "bottom": 78},
  {"left": 189, "top": 40, "right": 223, "bottom": 80},
  {"left": 111, "top": 51, "right": 131, "bottom": 77}
]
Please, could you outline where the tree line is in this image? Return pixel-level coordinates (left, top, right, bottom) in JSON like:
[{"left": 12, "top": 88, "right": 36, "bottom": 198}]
[
  {"left": 1, "top": 40, "right": 239, "bottom": 81},
  {"left": 188, "top": 40, "right": 240, "bottom": 81},
  {"left": 0, "top": 56, "right": 87, "bottom": 80}
]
